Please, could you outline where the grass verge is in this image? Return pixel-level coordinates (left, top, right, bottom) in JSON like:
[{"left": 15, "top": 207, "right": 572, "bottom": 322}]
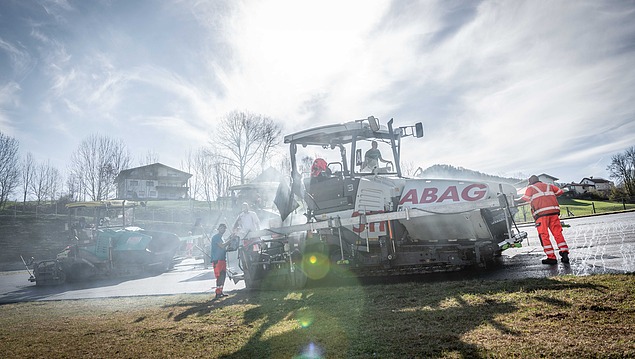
[
  {"left": 514, "top": 198, "right": 635, "bottom": 222},
  {"left": 1, "top": 274, "right": 634, "bottom": 358}
]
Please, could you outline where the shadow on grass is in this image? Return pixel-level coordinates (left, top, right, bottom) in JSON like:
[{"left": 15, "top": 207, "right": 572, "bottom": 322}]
[
  {"left": 163, "top": 294, "right": 245, "bottom": 321},
  {"left": 164, "top": 275, "right": 607, "bottom": 358}
]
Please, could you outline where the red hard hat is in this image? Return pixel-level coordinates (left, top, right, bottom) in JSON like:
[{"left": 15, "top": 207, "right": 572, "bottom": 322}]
[{"left": 311, "top": 158, "right": 328, "bottom": 177}]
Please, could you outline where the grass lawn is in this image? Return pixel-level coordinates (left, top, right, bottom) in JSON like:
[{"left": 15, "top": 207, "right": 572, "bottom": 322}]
[
  {"left": 1, "top": 274, "right": 634, "bottom": 358},
  {"left": 515, "top": 198, "right": 635, "bottom": 223},
  {"left": 557, "top": 198, "right": 635, "bottom": 217}
]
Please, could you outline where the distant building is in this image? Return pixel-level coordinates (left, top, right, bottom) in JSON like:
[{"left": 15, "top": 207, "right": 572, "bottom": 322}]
[
  {"left": 115, "top": 163, "right": 192, "bottom": 200},
  {"left": 563, "top": 182, "right": 586, "bottom": 194},
  {"left": 564, "top": 177, "right": 614, "bottom": 196},
  {"left": 536, "top": 173, "right": 559, "bottom": 185},
  {"left": 580, "top": 177, "right": 614, "bottom": 193}
]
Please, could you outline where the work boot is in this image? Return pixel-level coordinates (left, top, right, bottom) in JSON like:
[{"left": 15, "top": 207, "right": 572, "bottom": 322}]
[
  {"left": 541, "top": 258, "right": 558, "bottom": 265},
  {"left": 560, "top": 251, "right": 570, "bottom": 264}
]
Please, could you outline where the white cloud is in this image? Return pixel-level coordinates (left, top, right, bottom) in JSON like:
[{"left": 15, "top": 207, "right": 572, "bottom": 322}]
[
  {"left": 0, "top": 82, "right": 22, "bottom": 134},
  {"left": 216, "top": 0, "right": 393, "bottom": 123},
  {"left": 2, "top": 0, "right": 634, "bottom": 184},
  {"left": 395, "top": 1, "right": 635, "bottom": 180}
]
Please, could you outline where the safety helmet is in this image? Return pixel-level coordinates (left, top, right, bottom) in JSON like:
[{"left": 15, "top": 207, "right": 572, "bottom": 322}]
[{"left": 311, "top": 158, "right": 328, "bottom": 177}]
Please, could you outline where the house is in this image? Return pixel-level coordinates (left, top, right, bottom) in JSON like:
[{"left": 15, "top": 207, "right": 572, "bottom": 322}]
[
  {"left": 536, "top": 173, "right": 559, "bottom": 185},
  {"left": 564, "top": 177, "right": 614, "bottom": 196},
  {"left": 580, "top": 177, "right": 614, "bottom": 192},
  {"left": 115, "top": 163, "right": 192, "bottom": 200},
  {"left": 563, "top": 182, "right": 586, "bottom": 194}
]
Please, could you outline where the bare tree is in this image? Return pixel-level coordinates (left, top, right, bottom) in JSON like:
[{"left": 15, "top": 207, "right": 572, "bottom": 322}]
[
  {"left": 66, "top": 172, "right": 81, "bottom": 201},
  {"left": 607, "top": 146, "right": 635, "bottom": 197},
  {"left": 47, "top": 165, "right": 61, "bottom": 202},
  {"left": 0, "top": 132, "right": 20, "bottom": 209},
  {"left": 401, "top": 160, "right": 417, "bottom": 177},
  {"left": 30, "top": 161, "right": 50, "bottom": 205},
  {"left": 259, "top": 117, "right": 282, "bottom": 171},
  {"left": 275, "top": 156, "right": 292, "bottom": 179},
  {"left": 70, "top": 134, "right": 131, "bottom": 201},
  {"left": 215, "top": 111, "right": 282, "bottom": 184},
  {"left": 299, "top": 155, "right": 314, "bottom": 176},
  {"left": 139, "top": 150, "right": 160, "bottom": 166},
  {"left": 21, "top": 152, "right": 34, "bottom": 206},
  {"left": 194, "top": 148, "right": 215, "bottom": 212},
  {"left": 181, "top": 148, "right": 196, "bottom": 200},
  {"left": 194, "top": 147, "right": 234, "bottom": 211},
  {"left": 212, "top": 155, "right": 234, "bottom": 201},
  {"left": 28, "top": 160, "right": 61, "bottom": 205}
]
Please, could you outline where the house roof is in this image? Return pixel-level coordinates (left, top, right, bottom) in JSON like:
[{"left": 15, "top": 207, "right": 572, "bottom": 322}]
[
  {"left": 538, "top": 173, "right": 559, "bottom": 181},
  {"left": 581, "top": 177, "right": 611, "bottom": 184},
  {"left": 115, "top": 163, "right": 192, "bottom": 180}
]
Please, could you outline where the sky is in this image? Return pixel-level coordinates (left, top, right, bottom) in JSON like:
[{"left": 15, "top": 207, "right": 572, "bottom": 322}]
[{"left": 1, "top": 0, "right": 634, "bottom": 186}]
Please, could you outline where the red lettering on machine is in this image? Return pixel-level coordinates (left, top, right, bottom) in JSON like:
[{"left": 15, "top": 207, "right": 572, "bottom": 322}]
[{"left": 398, "top": 183, "right": 488, "bottom": 206}]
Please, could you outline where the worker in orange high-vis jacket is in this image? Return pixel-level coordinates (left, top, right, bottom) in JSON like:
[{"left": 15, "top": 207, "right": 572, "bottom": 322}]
[{"left": 520, "top": 175, "right": 570, "bottom": 265}]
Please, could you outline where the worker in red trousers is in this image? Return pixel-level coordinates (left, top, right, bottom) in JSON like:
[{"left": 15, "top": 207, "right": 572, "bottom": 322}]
[{"left": 520, "top": 175, "right": 570, "bottom": 265}]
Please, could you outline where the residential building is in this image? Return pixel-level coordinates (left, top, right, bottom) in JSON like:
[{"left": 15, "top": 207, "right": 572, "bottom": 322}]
[
  {"left": 580, "top": 177, "right": 614, "bottom": 193},
  {"left": 536, "top": 173, "right": 559, "bottom": 185},
  {"left": 115, "top": 163, "right": 192, "bottom": 200},
  {"left": 564, "top": 177, "right": 614, "bottom": 196},
  {"left": 563, "top": 182, "right": 586, "bottom": 194}
]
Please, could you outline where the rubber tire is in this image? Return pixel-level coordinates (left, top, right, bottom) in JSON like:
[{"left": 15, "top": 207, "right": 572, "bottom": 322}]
[{"left": 239, "top": 249, "right": 262, "bottom": 291}]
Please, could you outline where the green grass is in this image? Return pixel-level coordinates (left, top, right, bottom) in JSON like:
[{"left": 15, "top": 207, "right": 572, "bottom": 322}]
[
  {"left": 558, "top": 197, "right": 635, "bottom": 216},
  {"left": 514, "top": 198, "right": 635, "bottom": 222},
  {"left": 1, "top": 274, "right": 634, "bottom": 358}
]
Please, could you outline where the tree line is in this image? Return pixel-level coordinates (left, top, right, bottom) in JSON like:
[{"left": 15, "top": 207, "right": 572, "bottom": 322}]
[
  {"left": 0, "top": 111, "right": 282, "bottom": 210},
  {"left": 2, "top": 115, "right": 633, "bottom": 210}
]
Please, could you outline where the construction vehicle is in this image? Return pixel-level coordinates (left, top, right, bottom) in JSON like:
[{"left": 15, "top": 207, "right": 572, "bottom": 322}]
[
  {"left": 234, "top": 116, "right": 526, "bottom": 289},
  {"left": 26, "top": 200, "right": 182, "bottom": 286}
]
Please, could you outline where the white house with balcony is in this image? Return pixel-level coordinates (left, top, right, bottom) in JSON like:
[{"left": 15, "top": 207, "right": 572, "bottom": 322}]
[
  {"left": 115, "top": 163, "right": 192, "bottom": 200},
  {"left": 580, "top": 177, "right": 614, "bottom": 192},
  {"left": 564, "top": 177, "right": 614, "bottom": 196}
]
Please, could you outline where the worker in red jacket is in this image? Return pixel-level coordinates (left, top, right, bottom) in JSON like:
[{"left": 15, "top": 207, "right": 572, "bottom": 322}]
[{"left": 520, "top": 175, "right": 570, "bottom": 265}]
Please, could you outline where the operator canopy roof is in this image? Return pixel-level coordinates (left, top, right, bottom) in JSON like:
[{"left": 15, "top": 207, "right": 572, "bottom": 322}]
[{"left": 284, "top": 120, "right": 397, "bottom": 147}]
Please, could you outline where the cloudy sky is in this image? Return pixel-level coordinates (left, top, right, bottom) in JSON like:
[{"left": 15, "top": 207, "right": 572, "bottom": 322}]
[{"left": 1, "top": 0, "right": 634, "bottom": 184}]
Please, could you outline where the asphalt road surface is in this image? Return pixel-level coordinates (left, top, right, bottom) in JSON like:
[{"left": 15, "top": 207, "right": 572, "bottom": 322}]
[{"left": 1, "top": 212, "right": 633, "bottom": 304}]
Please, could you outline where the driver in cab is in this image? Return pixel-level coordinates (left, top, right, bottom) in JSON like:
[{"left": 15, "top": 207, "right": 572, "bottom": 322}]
[{"left": 363, "top": 141, "right": 392, "bottom": 172}]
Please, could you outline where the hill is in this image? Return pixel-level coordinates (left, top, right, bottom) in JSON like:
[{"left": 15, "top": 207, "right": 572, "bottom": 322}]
[{"left": 416, "top": 164, "right": 522, "bottom": 184}]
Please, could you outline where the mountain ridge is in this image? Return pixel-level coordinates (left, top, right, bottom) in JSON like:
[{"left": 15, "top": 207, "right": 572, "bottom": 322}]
[{"left": 414, "top": 164, "right": 523, "bottom": 185}]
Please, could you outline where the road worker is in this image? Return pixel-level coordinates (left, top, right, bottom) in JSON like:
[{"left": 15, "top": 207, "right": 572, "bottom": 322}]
[
  {"left": 233, "top": 202, "right": 261, "bottom": 247},
  {"left": 520, "top": 175, "right": 570, "bottom": 265},
  {"left": 211, "top": 223, "right": 230, "bottom": 299}
]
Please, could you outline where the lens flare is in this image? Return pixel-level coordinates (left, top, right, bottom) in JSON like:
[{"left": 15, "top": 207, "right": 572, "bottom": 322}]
[
  {"left": 302, "top": 252, "right": 330, "bottom": 280},
  {"left": 295, "top": 308, "right": 314, "bottom": 328},
  {"left": 294, "top": 342, "right": 324, "bottom": 359}
]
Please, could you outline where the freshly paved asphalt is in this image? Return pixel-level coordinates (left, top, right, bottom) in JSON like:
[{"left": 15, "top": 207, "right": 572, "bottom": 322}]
[{"left": 1, "top": 211, "right": 633, "bottom": 304}]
